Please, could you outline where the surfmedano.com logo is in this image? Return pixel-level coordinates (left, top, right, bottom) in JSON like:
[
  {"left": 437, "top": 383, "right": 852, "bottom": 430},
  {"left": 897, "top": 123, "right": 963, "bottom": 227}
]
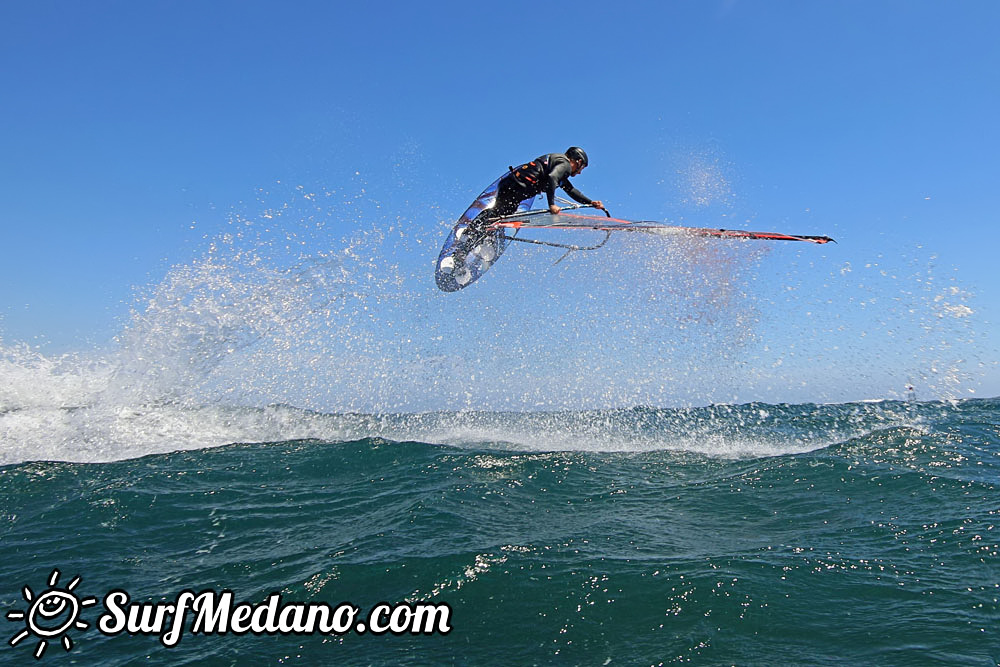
[
  {"left": 7, "top": 569, "right": 452, "bottom": 659},
  {"left": 6, "top": 569, "right": 98, "bottom": 659}
]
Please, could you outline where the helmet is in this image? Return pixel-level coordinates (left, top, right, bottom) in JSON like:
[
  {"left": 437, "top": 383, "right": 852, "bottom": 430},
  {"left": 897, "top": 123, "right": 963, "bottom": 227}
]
[{"left": 565, "top": 146, "right": 588, "bottom": 168}]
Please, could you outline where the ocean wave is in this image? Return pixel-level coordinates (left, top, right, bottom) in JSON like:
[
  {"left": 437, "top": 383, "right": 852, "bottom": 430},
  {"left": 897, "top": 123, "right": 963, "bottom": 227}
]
[{"left": 2, "top": 398, "right": 994, "bottom": 468}]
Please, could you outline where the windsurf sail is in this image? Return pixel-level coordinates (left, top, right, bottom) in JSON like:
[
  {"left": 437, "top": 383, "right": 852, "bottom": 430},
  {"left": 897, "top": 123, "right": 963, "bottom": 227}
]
[{"left": 490, "top": 205, "right": 835, "bottom": 245}]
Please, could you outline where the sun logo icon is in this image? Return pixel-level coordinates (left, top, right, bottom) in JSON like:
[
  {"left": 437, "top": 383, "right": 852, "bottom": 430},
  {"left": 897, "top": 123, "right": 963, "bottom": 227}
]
[{"left": 6, "top": 569, "right": 98, "bottom": 659}]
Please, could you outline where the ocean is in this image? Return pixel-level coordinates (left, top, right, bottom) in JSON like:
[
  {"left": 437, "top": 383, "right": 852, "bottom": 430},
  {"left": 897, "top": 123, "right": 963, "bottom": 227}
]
[{"left": 2, "top": 399, "right": 997, "bottom": 665}]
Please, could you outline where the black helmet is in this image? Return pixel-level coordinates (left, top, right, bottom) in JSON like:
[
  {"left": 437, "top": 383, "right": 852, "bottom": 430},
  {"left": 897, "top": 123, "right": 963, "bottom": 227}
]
[{"left": 566, "top": 146, "right": 588, "bottom": 167}]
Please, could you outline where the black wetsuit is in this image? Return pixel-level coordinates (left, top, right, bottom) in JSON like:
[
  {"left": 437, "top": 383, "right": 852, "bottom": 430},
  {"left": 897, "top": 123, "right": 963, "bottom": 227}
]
[{"left": 472, "top": 153, "right": 595, "bottom": 229}]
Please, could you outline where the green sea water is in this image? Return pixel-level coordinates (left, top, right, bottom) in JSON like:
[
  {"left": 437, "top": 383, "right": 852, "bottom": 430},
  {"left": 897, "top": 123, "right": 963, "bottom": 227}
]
[{"left": 1, "top": 399, "right": 997, "bottom": 665}]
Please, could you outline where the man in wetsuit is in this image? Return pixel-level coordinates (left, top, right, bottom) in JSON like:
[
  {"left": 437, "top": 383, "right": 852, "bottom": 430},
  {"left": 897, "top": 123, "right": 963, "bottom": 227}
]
[{"left": 471, "top": 146, "right": 605, "bottom": 232}]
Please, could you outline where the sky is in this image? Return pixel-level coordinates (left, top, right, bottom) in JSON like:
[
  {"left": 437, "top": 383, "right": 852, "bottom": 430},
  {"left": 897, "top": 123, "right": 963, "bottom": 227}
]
[{"left": 1, "top": 0, "right": 997, "bottom": 406}]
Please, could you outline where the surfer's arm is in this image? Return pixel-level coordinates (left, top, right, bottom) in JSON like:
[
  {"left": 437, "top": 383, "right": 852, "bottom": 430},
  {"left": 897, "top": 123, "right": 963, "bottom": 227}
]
[{"left": 545, "top": 161, "right": 573, "bottom": 208}]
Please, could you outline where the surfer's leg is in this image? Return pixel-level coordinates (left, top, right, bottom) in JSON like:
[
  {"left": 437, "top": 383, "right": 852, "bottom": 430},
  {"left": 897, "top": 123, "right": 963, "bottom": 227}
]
[
  {"left": 455, "top": 176, "right": 531, "bottom": 268},
  {"left": 454, "top": 210, "right": 497, "bottom": 267},
  {"left": 493, "top": 177, "right": 532, "bottom": 217},
  {"left": 470, "top": 176, "right": 528, "bottom": 234},
  {"left": 460, "top": 218, "right": 494, "bottom": 259}
]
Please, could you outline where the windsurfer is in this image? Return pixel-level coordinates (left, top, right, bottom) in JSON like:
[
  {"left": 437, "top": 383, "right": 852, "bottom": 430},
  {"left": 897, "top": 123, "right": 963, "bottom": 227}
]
[{"left": 472, "top": 147, "right": 604, "bottom": 232}]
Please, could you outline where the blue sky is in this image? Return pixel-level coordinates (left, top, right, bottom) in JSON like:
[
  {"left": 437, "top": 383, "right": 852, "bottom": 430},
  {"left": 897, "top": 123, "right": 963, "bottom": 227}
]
[{"left": 1, "top": 0, "right": 997, "bottom": 405}]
